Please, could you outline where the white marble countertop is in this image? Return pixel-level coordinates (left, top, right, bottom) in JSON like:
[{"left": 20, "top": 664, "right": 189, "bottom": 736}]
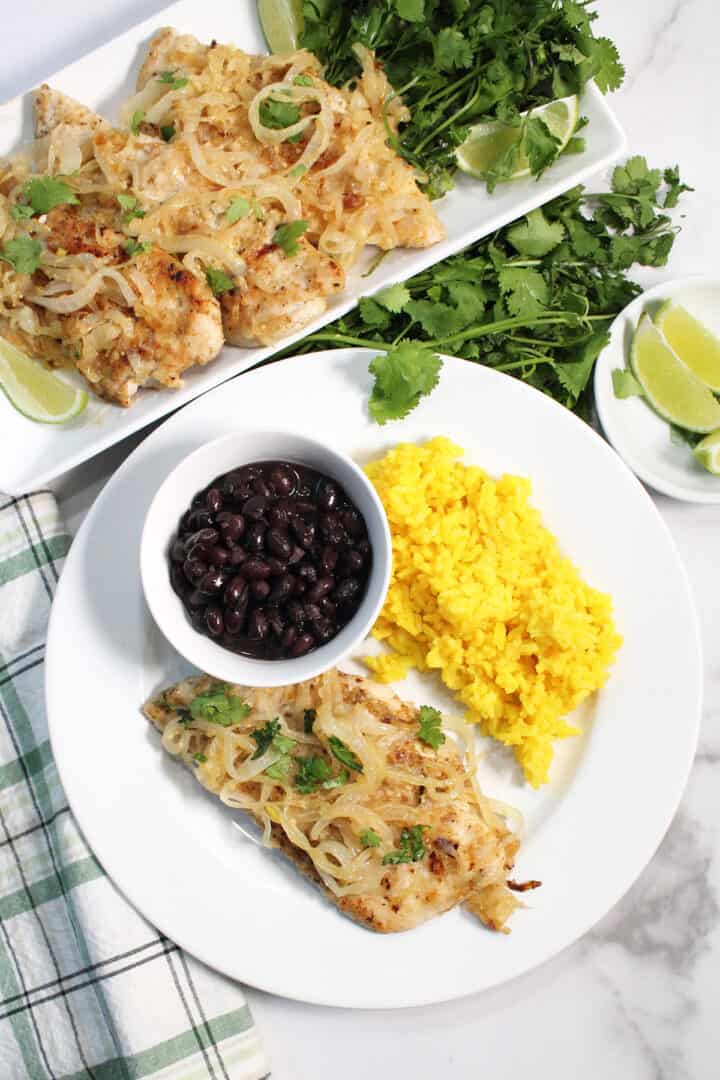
[{"left": 5, "top": 1, "right": 719, "bottom": 1077}]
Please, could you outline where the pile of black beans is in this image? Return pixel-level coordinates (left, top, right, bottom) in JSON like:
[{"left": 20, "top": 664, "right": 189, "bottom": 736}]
[{"left": 169, "top": 460, "right": 372, "bottom": 660}]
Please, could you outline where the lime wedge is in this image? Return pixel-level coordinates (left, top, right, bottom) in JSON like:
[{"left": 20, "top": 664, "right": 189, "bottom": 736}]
[
  {"left": 694, "top": 429, "right": 720, "bottom": 475},
  {"left": 456, "top": 95, "right": 579, "bottom": 181},
  {"left": 0, "top": 337, "right": 88, "bottom": 424},
  {"left": 257, "top": 0, "right": 304, "bottom": 53},
  {"left": 630, "top": 314, "right": 720, "bottom": 434},
  {"left": 655, "top": 302, "right": 720, "bottom": 392}
]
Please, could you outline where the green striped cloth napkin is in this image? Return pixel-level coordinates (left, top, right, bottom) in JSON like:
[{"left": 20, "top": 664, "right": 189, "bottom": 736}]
[{"left": 0, "top": 491, "right": 269, "bottom": 1080}]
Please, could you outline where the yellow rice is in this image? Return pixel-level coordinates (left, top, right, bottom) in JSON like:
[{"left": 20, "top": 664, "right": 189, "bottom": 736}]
[{"left": 364, "top": 437, "right": 622, "bottom": 787}]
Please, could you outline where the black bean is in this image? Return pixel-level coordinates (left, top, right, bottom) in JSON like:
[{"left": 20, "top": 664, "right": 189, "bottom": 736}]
[
  {"left": 224, "top": 575, "right": 248, "bottom": 608},
  {"left": 287, "top": 544, "right": 305, "bottom": 565},
  {"left": 320, "top": 546, "right": 338, "bottom": 574},
  {"left": 241, "top": 557, "right": 271, "bottom": 580},
  {"left": 268, "top": 611, "right": 285, "bottom": 637},
  {"left": 297, "top": 563, "right": 318, "bottom": 585},
  {"left": 267, "top": 557, "right": 288, "bottom": 577},
  {"left": 246, "top": 521, "right": 267, "bottom": 553},
  {"left": 252, "top": 477, "right": 271, "bottom": 497},
  {"left": 198, "top": 570, "right": 225, "bottom": 596},
  {"left": 308, "top": 576, "right": 334, "bottom": 604},
  {"left": 250, "top": 579, "right": 271, "bottom": 603},
  {"left": 269, "top": 505, "right": 290, "bottom": 530},
  {"left": 170, "top": 564, "right": 185, "bottom": 595},
  {"left": 191, "top": 492, "right": 206, "bottom": 508},
  {"left": 335, "top": 576, "right": 361, "bottom": 606},
  {"left": 281, "top": 626, "right": 297, "bottom": 648},
  {"left": 299, "top": 523, "right": 316, "bottom": 550},
  {"left": 170, "top": 538, "right": 187, "bottom": 563},
  {"left": 287, "top": 601, "right": 306, "bottom": 628},
  {"left": 320, "top": 597, "right": 337, "bottom": 618},
  {"left": 242, "top": 495, "right": 269, "bottom": 521},
  {"left": 268, "top": 528, "right": 292, "bottom": 559},
  {"left": 186, "top": 527, "right": 219, "bottom": 553},
  {"left": 357, "top": 539, "right": 370, "bottom": 559},
  {"left": 291, "top": 633, "right": 315, "bottom": 657},
  {"left": 293, "top": 499, "right": 316, "bottom": 516},
  {"left": 190, "top": 508, "right": 214, "bottom": 530},
  {"left": 313, "top": 617, "right": 334, "bottom": 643},
  {"left": 224, "top": 606, "right": 246, "bottom": 635},
  {"left": 180, "top": 509, "right": 195, "bottom": 532},
  {"left": 183, "top": 557, "right": 207, "bottom": 584},
  {"left": 220, "top": 470, "right": 244, "bottom": 499},
  {"left": 269, "top": 465, "right": 297, "bottom": 497},
  {"left": 269, "top": 573, "right": 295, "bottom": 605},
  {"left": 217, "top": 513, "right": 244, "bottom": 544},
  {"left": 205, "top": 487, "right": 222, "bottom": 513},
  {"left": 228, "top": 545, "right": 247, "bottom": 566},
  {"left": 206, "top": 545, "right": 229, "bottom": 568},
  {"left": 317, "top": 479, "right": 339, "bottom": 512},
  {"left": 339, "top": 548, "right": 365, "bottom": 576},
  {"left": 238, "top": 465, "right": 262, "bottom": 484},
  {"left": 186, "top": 588, "right": 206, "bottom": 609},
  {"left": 342, "top": 510, "right": 364, "bottom": 538},
  {"left": 304, "top": 603, "right": 322, "bottom": 622},
  {"left": 293, "top": 579, "right": 307, "bottom": 596},
  {"left": 205, "top": 606, "right": 224, "bottom": 637},
  {"left": 248, "top": 609, "right": 269, "bottom": 640}
]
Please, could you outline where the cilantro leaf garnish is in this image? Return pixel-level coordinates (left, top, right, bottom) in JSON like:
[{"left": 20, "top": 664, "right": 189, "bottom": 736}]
[
  {"left": 160, "top": 124, "right": 176, "bottom": 143},
  {"left": 251, "top": 718, "right": 282, "bottom": 758},
  {"left": 272, "top": 220, "right": 309, "bottom": 256},
  {"left": 417, "top": 706, "right": 445, "bottom": 750},
  {"left": 123, "top": 239, "right": 150, "bottom": 257},
  {"left": 157, "top": 69, "right": 189, "bottom": 90},
  {"left": 612, "top": 368, "right": 643, "bottom": 399},
  {"left": 295, "top": 755, "right": 332, "bottom": 793},
  {"left": 293, "top": 74, "right": 314, "bottom": 87},
  {"left": 328, "top": 736, "right": 363, "bottom": 773},
  {"left": 20, "top": 177, "right": 79, "bottom": 216},
  {"left": 193, "top": 753, "right": 207, "bottom": 764},
  {"left": 506, "top": 208, "right": 565, "bottom": 257},
  {"left": 11, "top": 204, "right": 36, "bottom": 221},
  {"left": 259, "top": 98, "right": 301, "bottom": 130},
  {"left": 360, "top": 829, "right": 381, "bottom": 848},
  {"left": 323, "top": 770, "right": 349, "bottom": 790},
  {"left": 116, "top": 193, "right": 145, "bottom": 223},
  {"left": 130, "top": 110, "right": 145, "bottom": 135},
  {"left": 191, "top": 685, "right": 251, "bottom": 727},
  {"left": 382, "top": 825, "right": 428, "bottom": 865},
  {"left": 374, "top": 283, "right": 410, "bottom": 313},
  {"left": 0, "top": 237, "right": 42, "bottom": 275},
  {"left": 225, "top": 197, "right": 251, "bottom": 224},
  {"left": 368, "top": 343, "right": 442, "bottom": 425},
  {"left": 288, "top": 163, "right": 307, "bottom": 178},
  {"left": 265, "top": 755, "right": 293, "bottom": 780},
  {"left": 205, "top": 267, "right": 235, "bottom": 295}
]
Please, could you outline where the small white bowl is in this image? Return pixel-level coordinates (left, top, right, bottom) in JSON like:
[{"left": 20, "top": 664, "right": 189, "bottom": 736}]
[
  {"left": 594, "top": 275, "right": 720, "bottom": 504},
  {"left": 140, "top": 430, "right": 391, "bottom": 687}
]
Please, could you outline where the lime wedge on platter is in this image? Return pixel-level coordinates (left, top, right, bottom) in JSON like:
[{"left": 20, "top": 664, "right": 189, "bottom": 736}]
[
  {"left": 0, "top": 337, "right": 88, "bottom": 424},
  {"left": 456, "top": 95, "right": 579, "bottom": 181},
  {"left": 629, "top": 313, "right": 720, "bottom": 434},
  {"left": 258, "top": 0, "right": 304, "bottom": 53}
]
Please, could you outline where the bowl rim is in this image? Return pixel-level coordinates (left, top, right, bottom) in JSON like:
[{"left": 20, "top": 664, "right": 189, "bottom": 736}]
[{"left": 139, "top": 428, "right": 392, "bottom": 687}]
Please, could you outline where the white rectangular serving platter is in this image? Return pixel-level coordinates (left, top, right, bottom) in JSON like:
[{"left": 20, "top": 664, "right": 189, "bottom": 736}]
[{"left": 0, "top": 0, "right": 626, "bottom": 495}]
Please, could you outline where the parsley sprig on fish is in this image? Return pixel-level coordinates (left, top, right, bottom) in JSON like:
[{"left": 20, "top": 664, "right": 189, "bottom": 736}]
[{"left": 301, "top": 0, "right": 624, "bottom": 197}]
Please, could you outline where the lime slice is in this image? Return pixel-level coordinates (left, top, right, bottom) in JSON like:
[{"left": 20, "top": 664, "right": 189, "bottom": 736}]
[
  {"left": 257, "top": 0, "right": 304, "bottom": 53},
  {"left": 456, "top": 95, "right": 579, "bottom": 181},
  {"left": 655, "top": 301, "right": 720, "bottom": 392},
  {"left": 630, "top": 314, "right": 720, "bottom": 434},
  {"left": 694, "top": 429, "right": 720, "bottom": 475},
  {"left": 0, "top": 337, "right": 88, "bottom": 423}
]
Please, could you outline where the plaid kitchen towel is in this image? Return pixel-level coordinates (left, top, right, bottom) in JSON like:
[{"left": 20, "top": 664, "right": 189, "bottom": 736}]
[{"left": 0, "top": 492, "right": 269, "bottom": 1080}]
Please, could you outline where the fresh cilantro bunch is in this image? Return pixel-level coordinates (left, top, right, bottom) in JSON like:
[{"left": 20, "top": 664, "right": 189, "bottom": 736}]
[
  {"left": 300, "top": 0, "right": 624, "bottom": 196},
  {"left": 289, "top": 158, "right": 691, "bottom": 417}
]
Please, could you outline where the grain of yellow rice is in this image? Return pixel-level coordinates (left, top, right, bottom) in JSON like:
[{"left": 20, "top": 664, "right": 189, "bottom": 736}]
[{"left": 364, "top": 437, "right": 622, "bottom": 787}]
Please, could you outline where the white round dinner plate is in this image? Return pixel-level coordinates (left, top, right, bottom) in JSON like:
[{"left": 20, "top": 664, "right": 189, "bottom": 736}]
[
  {"left": 46, "top": 349, "right": 702, "bottom": 1009},
  {"left": 594, "top": 276, "right": 720, "bottom": 504}
]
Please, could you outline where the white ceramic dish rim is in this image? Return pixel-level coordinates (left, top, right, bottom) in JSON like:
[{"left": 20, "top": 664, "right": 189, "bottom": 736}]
[
  {"left": 45, "top": 350, "right": 702, "bottom": 1008},
  {"left": 140, "top": 429, "right": 392, "bottom": 687},
  {"left": 594, "top": 274, "right": 720, "bottom": 504},
  {"left": 0, "top": 0, "right": 627, "bottom": 495}
]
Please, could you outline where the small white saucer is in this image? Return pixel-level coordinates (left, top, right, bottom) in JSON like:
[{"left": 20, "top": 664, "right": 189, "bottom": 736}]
[{"left": 594, "top": 276, "right": 720, "bottom": 503}]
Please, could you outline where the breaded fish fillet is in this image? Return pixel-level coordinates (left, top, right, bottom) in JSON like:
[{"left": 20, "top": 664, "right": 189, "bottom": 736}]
[{"left": 144, "top": 670, "right": 529, "bottom": 934}]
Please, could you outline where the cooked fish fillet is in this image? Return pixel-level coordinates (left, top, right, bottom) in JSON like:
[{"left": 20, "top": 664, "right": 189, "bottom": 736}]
[
  {"left": 0, "top": 190, "right": 224, "bottom": 405},
  {"left": 34, "top": 85, "right": 108, "bottom": 139},
  {"left": 134, "top": 29, "right": 445, "bottom": 261},
  {"left": 144, "top": 670, "right": 529, "bottom": 934}
]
